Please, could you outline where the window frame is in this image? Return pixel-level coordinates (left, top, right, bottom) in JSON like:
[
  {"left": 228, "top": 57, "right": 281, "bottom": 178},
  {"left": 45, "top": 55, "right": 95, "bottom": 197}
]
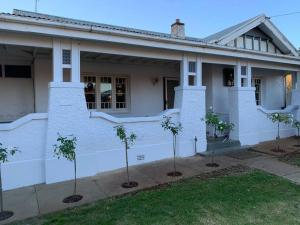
[
  {"left": 252, "top": 77, "right": 262, "bottom": 106},
  {"left": 82, "top": 73, "right": 130, "bottom": 113}
]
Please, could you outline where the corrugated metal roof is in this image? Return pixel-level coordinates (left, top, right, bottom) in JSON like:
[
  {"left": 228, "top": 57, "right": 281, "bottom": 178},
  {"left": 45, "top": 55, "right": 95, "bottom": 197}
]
[
  {"left": 203, "top": 14, "right": 266, "bottom": 43},
  {"left": 8, "top": 9, "right": 205, "bottom": 43}
]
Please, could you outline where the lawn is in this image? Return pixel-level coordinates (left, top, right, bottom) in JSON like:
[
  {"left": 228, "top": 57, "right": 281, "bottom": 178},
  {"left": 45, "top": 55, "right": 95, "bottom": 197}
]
[{"left": 12, "top": 171, "right": 300, "bottom": 225}]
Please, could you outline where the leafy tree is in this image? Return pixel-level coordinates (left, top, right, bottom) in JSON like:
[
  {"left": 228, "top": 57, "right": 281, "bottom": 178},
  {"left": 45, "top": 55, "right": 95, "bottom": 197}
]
[
  {"left": 114, "top": 125, "right": 138, "bottom": 188},
  {"left": 0, "top": 143, "right": 19, "bottom": 220},
  {"left": 161, "top": 116, "right": 182, "bottom": 176},
  {"left": 54, "top": 134, "right": 82, "bottom": 203},
  {"left": 205, "top": 107, "right": 220, "bottom": 138},
  {"left": 268, "top": 113, "right": 292, "bottom": 152}
]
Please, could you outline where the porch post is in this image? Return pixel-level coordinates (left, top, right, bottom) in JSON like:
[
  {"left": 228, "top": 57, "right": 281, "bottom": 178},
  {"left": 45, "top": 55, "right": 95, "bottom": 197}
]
[
  {"left": 228, "top": 61, "right": 259, "bottom": 145},
  {"left": 52, "top": 39, "right": 63, "bottom": 82},
  {"left": 291, "top": 71, "right": 300, "bottom": 120},
  {"left": 196, "top": 56, "right": 202, "bottom": 87},
  {"left": 234, "top": 60, "right": 242, "bottom": 87},
  {"left": 45, "top": 38, "right": 90, "bottom": 184},
  {"left": 174, "top": 54, "right": 207, "bottom": 156},
  {"left": 71, "top": 41, "right": 81, "bottom": 83}
]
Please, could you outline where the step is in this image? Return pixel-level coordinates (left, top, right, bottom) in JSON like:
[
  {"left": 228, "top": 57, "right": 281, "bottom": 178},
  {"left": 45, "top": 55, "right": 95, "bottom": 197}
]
[
  {"left": 207, "top": 139, "right": 241, "bottom": 151},
  {"left": 198, "top": 145, "right": 251, "bottom": 157}
]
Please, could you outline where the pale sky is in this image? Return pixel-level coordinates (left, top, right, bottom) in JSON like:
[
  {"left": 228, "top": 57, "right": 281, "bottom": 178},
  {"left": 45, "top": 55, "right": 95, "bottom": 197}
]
[{"left": 0, "top": 0, "right": 299, "bottom": 48}]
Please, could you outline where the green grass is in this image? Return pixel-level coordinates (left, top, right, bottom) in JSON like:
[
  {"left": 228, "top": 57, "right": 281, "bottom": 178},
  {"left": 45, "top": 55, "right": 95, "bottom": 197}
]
[{"left": 12, "top": 171, "right": 300, "bottom": 225}]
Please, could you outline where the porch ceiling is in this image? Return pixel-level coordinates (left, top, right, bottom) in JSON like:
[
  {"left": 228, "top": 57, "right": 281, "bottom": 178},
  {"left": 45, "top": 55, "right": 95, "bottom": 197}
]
[
  {"left": 81, "top": 52, "right": 180, "bottom": 67},
  {"left": 0, "top": 44, "right": 51, "bottom": 59}
]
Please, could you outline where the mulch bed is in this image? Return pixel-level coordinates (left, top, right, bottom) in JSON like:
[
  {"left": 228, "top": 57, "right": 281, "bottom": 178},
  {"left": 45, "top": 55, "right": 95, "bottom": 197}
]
[
  {"left": 226, "top": 150, "right": 262, "bottom": 160},
  {"left": 196, "top": 165, "right": 252, "bottom": 180}
]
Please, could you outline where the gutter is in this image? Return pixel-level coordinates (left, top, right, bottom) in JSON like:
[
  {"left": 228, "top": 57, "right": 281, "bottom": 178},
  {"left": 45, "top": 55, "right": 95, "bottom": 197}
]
[{"left": 0, "top": 13, "right": 299, "bottom": 64}]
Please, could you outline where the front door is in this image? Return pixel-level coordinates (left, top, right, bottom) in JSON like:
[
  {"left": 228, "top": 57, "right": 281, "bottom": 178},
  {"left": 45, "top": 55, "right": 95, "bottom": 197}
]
[{"left": 164, "top": 77, "right": 179, "bottom": 109}]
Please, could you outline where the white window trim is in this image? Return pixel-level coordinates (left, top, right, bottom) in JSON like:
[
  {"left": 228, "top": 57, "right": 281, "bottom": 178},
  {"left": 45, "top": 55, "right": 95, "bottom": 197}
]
[{"left": 82, "top": 73, "right": 130, "bottom": 114}]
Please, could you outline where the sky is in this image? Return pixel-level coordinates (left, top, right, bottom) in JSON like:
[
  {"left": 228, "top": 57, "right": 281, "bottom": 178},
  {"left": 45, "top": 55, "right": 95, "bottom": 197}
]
[{"left": 0, "top": 0, "right": 299, "bottom": 48}]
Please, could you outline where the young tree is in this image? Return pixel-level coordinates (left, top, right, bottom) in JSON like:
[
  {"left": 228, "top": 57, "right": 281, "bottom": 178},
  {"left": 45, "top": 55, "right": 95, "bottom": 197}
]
[
  {"left": 53, "top": 134, "right": 82, "bottom": 203},
  {"left": 293, "top": 120, "right": 300, "bottom": 147},
  {"left": 204, "top": 107, "right": 220, "bottom": 138},
  {"left": 114, "top": 125, "right": 138, "bottom": 188},
  {"left": 0, "top": 143, "right": 19, "bottom": 221},
  {"left": 161, "top": 116, "right": 183, "bottom": 177},
  {"left": 206, "top": 121, "right": 234, "bottom": 167},
  {"left": 268, "top": 113, "right": 292, "bottom": 152}
]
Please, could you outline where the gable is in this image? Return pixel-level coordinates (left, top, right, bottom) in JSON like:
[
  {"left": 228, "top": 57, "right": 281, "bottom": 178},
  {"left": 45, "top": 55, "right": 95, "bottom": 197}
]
[
  {"left": 205, "top": 15, "right": 299, "bottom": 57},
  {"left": 226, "top": 27, "right": 283, "bottom": 55}
]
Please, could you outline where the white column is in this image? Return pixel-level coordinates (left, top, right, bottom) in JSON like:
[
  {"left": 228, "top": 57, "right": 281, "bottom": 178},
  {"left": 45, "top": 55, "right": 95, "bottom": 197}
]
[
  {"left": 52, "top": 39, "right": 63, "bottom": 82},
  {"left": 180, "top": 55, "right": 188, "bottom": 87},
  {"left": 71, "top": 41, "right": 81, "bottom": 83},
  {"left": 196, "top": 56, "right": 202, "bottom": 87},
  {"left": 296, "top": 71, "right": 300, "bottom": 90},
  {"left": 247, "top": 63, "right": 252, "bottom": 87},
  {"left": 234, "top": 61, "right": 242, "bottom": 87}
]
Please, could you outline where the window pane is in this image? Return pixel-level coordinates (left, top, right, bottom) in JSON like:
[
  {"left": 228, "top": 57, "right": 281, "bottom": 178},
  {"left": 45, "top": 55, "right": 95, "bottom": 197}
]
[
  {"left": 245, "top": 36, "right": 253, "bottom": 50},
  {"left": 188, "top": 75, "right": 195, "bottom": 86},
  {"left": 0, "top": 65, "right": 2, "bottom": 77},
  {"left": 115, "top": 77, "right": 127, "bottom": 109},
  {"left": 100, "top": 77, "right": 112, "bottom": 109},
  {"left": 5, "top": 65, "right": 31, "bottom": 78},
  {"left": 241, "top": 66, "right": 247, "bottom": 76},
  {"left": 84, "top": 76, "right": 96, "bottom": 109},
  {"left": 252, "top": 78, "right": 261, "bottom": 105},
  {"left": 236, "top": 37, "right": 244, "bottom": 48},
  {"left": 254, "top": 38, "right": 260, "bottom": 51},
  {"left": 261, "top": 40, "right": 267, "bottom": 52},
  {"left": 62, "top": 49, "right": 71, "bottom": 65},
  {"left": 188, "top": 62, "right": 196, "bottom": 73},
  {"left": 268, "top": 42, "right": 276, "bottom": 53}
]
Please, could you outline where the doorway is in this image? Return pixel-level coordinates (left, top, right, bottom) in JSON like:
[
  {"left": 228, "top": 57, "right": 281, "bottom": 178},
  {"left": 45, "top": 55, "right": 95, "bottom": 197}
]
[{"left": 164, "top": 77, "right": 179, "bottom": 109}]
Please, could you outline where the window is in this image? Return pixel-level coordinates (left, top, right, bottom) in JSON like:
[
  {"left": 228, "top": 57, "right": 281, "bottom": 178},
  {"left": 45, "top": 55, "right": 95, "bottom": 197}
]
[
  {"left": 62, "top": 49, "right": 71, "bottom": 65},
  {"left": 83, "top": 75, "right": 128, "bottom": 111},
  {"left": 268, "top": 42, "right": 276, "bottom": 53},
  {"left": 236, "top": 36, "right": 244, "bottom": 48},
  {"left": 252, "top": 78, "right": 262, "bottom": 105},
  {"left": 188, "top": 61, "right": 196, "bottom": 73},
  {"left": 245, "top": 36, "right": 253, "bottom": 50},
  {"left": 223, "top": 68, "right": 234, "bottom": 87},
  {"left": 254, "top": 38, "right": 260, "bottom": 51},
  {"left": 0, "top": 65, "right": 2, "bottom": 77},
  {"left": 84, "top": 76, "right": 97, "bottom": 109},
  {"left": 4, "top": 65, "right": 31, "bottom": 78},
  {"left": 188, "top": 75, "right": 195, "bottom": 86},
  {"left": 261, "top": 39, "right": 267, "bottom": 52},
  {"left": 115, "top": 77, "right": 127, "bottom": 109},
  {"left": 100, "top": 77, "right": 112, "bottom": 109}
]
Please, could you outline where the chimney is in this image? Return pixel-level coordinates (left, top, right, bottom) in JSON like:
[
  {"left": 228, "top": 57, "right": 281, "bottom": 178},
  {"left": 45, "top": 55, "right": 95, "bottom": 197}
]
[{"left": 171, "top": 19, "right": 185, "bottom": 39}]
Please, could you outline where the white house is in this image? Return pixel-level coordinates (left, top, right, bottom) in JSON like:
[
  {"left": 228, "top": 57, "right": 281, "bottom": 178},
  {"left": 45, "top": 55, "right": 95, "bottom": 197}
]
[{"left": 0, "top": 10, "right": 299, "bottom": 190}]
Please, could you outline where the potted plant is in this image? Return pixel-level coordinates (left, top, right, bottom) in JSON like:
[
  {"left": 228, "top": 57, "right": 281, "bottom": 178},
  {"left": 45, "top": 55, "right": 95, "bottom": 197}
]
[
  {"left": 204, "top": 107, "right": 220, "bottom": 139},
  {"left": 114, "top": 125, "right": 138, "bottom": 188},
  {"left": 53, "top": 134, "right": 82, "bottom": 203},
  {"left": 293, "top": 120, "right": 300, "bottom": 147},
  {"left": 161, "top": 116, "right": 183, "bottom": 177},
  {"left": 0, "top": 143, "right": 19, "bottom": 221},
  {"left": 268, "top": 113, "right": 292, "bottom": 152}
]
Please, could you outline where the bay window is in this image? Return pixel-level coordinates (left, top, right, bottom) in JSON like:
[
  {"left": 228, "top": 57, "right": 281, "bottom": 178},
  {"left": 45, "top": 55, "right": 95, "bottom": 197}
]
[{"left": 83, "top": 75, "right": 129, "bottom": 112}]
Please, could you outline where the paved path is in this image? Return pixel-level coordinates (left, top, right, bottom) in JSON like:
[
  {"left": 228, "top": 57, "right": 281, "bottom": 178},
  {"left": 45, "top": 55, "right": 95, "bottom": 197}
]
[
  {"left": 243, "top": 155, "right": 300, "bottom": 184},
  {"left": 0, "top": 155, "right": 240, "bottom": 224}
]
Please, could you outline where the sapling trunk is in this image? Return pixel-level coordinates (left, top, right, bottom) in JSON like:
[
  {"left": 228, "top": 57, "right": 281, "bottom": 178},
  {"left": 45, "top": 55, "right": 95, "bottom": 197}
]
[
  {"left": 0, "top": 163, "right": 3, "bottom": 212},
  {"left": 73, "top": 157, "right": 77, "bottom": 196},
  {"left": 277, "top": 121, "right": 280, "bottom": 151},
  {"left": 173, "top": 135, "right": 177, "bottom": 173},
  {"left": 125, "top": 141, "right": 130, "bottom": 184}
]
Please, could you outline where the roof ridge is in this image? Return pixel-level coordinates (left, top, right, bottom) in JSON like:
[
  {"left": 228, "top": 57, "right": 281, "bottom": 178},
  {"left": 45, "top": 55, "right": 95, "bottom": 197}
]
[{"left": 11, "top": 9, "right": 204, "bottom": 43}]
